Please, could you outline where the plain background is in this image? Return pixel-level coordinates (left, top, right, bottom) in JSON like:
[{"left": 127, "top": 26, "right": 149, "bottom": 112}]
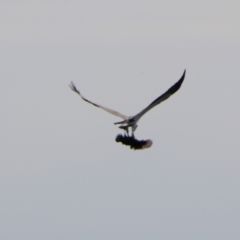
[{"left": 1, "top": 1, "right": 240, "bottom": 239}]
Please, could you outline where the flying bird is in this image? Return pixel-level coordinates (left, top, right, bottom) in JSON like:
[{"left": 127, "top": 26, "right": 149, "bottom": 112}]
[{"left": 69, "top": 70, "right": 186, "bottom": 136}]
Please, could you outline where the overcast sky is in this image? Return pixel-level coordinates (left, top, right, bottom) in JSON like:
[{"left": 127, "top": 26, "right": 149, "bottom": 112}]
[{"left": 1, "top": 1, "right": 240, "bottom": 239}]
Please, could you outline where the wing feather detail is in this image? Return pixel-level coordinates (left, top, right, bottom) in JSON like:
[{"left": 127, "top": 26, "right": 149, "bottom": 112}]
[
  {"left": 132, "top": 70, "right": 186, "bottom": 122},
  {"left": 69, "top": 82, "right": 129, "bottom": 120}
]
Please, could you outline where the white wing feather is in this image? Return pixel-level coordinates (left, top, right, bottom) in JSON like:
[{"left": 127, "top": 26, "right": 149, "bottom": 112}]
[{"left": 69, "top": 82, "right": 129, "bottom": 120}]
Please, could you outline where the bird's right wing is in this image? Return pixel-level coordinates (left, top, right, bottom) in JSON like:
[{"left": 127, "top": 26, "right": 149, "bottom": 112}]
[
  {"left": 132, "top": 70, "right": 186, "bottom": 122},
  {"left": 69, "top": 82, "right": 129, "bottom": 120}
]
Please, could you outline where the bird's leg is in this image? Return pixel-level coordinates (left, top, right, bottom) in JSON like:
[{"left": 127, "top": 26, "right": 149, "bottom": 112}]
[
  {"left": 132, "top": 124, "right": 138, "bottom": 133},
  {"left": 118, "top": 125, "right": 129, "bottom": 136},
  {"left": 125, "top": 127, "right": 129, "bottom": 136},
  {"left": 130, "top": 124, "right": 138, "bottom": 138}
]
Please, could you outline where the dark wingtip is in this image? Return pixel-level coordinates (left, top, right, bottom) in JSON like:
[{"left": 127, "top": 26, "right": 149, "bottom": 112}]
[
  {"left": 177, "top": 69, "right": 186, "bottom": 86},
  {"left": 165, "top": 69, "right": 186, "bottom": 95},
  {"left": 69, "top": 82, "right": 80, "bottom": 95},
  {"left": 69, "top": 81, "right": 75, "bottom": 90},
  {"left": 181, "top": 69, "right": 186, "bottom": 80},
  {"left": 170, "top": 69, "right": 186, "bottom": 92}
]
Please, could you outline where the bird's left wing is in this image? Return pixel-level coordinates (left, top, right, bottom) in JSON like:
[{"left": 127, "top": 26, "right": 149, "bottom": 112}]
[
  {"left": 69, "top": 82, "right": 129, "bottom": 120},
  {"left": 132, "top": 70, "right": 186, "bottom": 122}
]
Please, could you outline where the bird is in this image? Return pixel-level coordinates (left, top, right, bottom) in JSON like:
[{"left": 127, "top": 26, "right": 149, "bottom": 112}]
[{"left": 69, "top": 70, "right": 186, "bottom": 136}]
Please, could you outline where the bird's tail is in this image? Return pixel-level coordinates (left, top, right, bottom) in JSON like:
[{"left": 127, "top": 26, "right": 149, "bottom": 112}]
[{"left": 114, "top": 120, "right": 127, "bottom": 125}]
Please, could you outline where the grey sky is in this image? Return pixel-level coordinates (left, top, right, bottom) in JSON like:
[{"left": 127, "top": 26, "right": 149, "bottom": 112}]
[{"left": 1, "top": 1, "right": 240, "bottom": 239}]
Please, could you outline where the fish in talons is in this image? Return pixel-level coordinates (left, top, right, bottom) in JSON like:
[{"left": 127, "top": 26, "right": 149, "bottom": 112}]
[{"left": 115, "top": 134, "right": 153, "bottom": 150}]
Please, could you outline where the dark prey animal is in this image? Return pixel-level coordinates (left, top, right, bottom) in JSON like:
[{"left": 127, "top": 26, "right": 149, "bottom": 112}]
[{"left": 115, "top": 134, "right": 152, "bottom": 150}]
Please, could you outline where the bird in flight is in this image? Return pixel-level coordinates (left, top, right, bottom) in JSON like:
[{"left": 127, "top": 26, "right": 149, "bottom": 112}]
[{"left": 69, "top": 70, "right": 186, "bottom": 137}]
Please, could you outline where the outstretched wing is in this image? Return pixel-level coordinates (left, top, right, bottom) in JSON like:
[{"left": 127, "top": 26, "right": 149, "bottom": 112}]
[
  {"left": 132, "top": 70, "right": 186, "bottom": 122},
  {"left": 69, "top": 82, "right": 129, "bottom": 120}
]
